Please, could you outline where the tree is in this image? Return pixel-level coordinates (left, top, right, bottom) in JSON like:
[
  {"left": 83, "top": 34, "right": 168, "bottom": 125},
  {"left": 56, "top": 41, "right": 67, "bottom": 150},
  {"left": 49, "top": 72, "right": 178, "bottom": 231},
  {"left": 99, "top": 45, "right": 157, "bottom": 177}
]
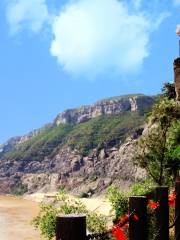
[
  {"left": 134, "top": 98, "right": 180, "bottom": 185},
  {"left": 166, "top": 121, "right": 180, "bottom": 179},
  {"left": 162, "top": 82, "right": 176, "bottom": 100}
]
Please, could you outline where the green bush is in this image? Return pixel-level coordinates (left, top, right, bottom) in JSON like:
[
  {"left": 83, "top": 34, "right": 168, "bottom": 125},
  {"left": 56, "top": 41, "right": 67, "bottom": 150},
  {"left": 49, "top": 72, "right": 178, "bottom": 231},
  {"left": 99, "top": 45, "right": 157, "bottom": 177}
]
[
  {"left": 32, "top": 192, "right": 107, "bottom": 240},
  {"left": 130, "top": 179, "right": 156, "bottom": 196},
  {"left": 134, "top": 97, "right": 180, "bottom": 185},
  {"left": 10, "top": 184, "right": 28, "bottom": 196},
  {"left": 107, "top": 186, "right": 129, "bottom": 223},
  {"left": 108, "top": 180, "right": 156, "bottom": 223},
  {"left": 32, "top": 204, "right": 57, "bottom": 240}
]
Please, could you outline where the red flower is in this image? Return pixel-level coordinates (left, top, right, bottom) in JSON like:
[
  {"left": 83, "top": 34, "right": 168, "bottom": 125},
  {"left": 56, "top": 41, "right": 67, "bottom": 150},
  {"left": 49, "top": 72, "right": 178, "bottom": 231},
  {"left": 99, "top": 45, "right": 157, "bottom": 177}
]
[
  {"left": 133, "top": 214, "right": 139, "bottom": 221},
  {"left": 112, "top": 226, "right": 126, "bottom": 240},
  {"left": 118, "top": 214, "right": 129, "bottom": 223},
  {"left": 169, "top": 192, "right": 176, "bottom": 207},
  {"left": 117, "top": 214, "right": 129, "bottom": 229},
  {"left": 148, "top": 200, "right": 160, "bottom": 209}
]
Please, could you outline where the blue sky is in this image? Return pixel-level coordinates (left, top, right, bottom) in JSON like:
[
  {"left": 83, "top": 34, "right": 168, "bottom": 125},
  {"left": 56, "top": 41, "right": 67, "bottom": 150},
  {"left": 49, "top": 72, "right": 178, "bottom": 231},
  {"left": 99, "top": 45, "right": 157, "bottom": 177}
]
[{"left": 0, "top": 0, "right": 180, "bottom": 144}]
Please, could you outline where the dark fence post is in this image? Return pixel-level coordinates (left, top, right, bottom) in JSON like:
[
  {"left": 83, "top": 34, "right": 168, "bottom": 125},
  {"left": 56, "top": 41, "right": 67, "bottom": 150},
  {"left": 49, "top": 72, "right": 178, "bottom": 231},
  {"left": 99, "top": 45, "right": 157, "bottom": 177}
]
[
  {"left": 155, "top": 187, "right": 169, "bottom": 240},
  {"left": 175, "top": 177, "right": 180, "bottom": 240},
  {"left": 56, "top": 214, "right": 86, "bottom": 240},
  {"left": 129, "top": 196, "right": 148, "bottom": 240}
]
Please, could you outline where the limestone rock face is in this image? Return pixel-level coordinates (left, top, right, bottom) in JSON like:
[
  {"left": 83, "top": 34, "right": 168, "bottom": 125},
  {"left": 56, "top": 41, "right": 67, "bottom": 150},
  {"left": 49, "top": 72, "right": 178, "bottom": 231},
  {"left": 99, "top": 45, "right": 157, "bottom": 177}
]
[
  {"left": 174, "top": 58, "right": 180, "bottom": 101},
  {"left": 0, "top": 95, "right": 154, "bottom": 195},
  {"left": 54, "top": 96, "right": 154, "bottom": 125},
  {"left": 0, "top": 134, "right": 146, "bottom": 194},
  {"left": 0, "top": 124, "right": 51, "bottom": 155}
]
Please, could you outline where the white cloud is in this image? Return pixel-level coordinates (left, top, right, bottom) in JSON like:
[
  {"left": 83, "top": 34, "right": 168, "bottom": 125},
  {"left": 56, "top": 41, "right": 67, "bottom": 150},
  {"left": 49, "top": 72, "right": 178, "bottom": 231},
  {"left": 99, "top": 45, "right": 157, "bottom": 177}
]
[
  {"left": 5, "top": 0, "right": 169, "bottom": 80},
  {"left": 6, "top": 0, "right": 49, "bottom": 34},
  {"left": 50, "top": 0, "right": 167, "bottom": 79}
]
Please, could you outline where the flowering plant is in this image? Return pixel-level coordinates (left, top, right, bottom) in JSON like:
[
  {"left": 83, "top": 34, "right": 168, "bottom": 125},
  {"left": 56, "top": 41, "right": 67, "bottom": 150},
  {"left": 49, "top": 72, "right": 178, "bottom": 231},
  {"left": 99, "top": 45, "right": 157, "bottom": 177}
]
[
  {"left": 112, "top": 213, "right": 139, "bottom": 240},
  {"left": 169, "top": 192, "right": 176, "bottom": 207}
]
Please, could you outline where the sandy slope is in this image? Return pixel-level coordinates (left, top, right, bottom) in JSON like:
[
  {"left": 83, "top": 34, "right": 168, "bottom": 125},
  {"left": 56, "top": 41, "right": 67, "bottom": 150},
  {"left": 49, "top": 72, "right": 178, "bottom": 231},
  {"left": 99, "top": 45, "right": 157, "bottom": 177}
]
[
  {"left": 25, "top": 192, "right": 113, "bottom": 216},
  {"left": 0, "top": 195, "right": 41, "bottom": 240}
]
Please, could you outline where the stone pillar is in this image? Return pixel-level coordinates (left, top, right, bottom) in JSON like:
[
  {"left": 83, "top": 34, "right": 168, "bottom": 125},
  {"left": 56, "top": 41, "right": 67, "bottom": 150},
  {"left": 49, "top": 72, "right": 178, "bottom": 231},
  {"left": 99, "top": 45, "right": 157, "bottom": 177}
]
[{"left": 174, "top": 58, "right": 180, "bottom": 101}]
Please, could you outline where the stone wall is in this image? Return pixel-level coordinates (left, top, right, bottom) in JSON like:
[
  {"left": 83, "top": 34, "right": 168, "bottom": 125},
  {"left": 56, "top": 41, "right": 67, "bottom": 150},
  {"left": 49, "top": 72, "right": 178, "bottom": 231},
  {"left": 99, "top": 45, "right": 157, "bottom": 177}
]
[{"left": 174, "top": 58, "right": 180, "bottom": 101}]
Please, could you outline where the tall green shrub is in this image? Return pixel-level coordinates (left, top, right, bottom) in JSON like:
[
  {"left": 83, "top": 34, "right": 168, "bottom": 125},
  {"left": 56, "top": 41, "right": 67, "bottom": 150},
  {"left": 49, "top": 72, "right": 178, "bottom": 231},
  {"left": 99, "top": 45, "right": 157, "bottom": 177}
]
[{"left": 32, "top": 192, "right": 107, "bottom": 240}]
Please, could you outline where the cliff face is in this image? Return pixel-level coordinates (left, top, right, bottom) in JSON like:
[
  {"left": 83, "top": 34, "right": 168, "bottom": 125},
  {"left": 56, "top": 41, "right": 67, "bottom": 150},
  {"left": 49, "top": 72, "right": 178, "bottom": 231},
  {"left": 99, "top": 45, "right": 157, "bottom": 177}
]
[
  {"left": 0, "top": 94, "right": 154, "bottom": 195},
  {"left": 0, "top": 124, "right": 51, "bottom": 156},
  {"left": 54, "top": 95, "right": 154, "bottom": 125},
  {"left": 0, "top": 136, "right": 146, "bottom": 195}
]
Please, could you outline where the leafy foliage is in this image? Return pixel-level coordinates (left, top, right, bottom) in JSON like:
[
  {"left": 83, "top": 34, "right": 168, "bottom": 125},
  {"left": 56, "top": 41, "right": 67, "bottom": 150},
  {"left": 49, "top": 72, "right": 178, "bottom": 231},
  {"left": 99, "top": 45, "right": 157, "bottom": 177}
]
[
  {"left": 5, "top": 124, "right": 74, "bottom": 161},
  {"left": 130, "top": 179, "right": 156, "bottom": 196},
  {"left": 10, "top": 184, "right": 28, "bottom": 196},
  {"left": 107, "top": 186, "right": 129, "bottom": 222},
  {"left": 134, "top": 97, "right": 180, "bottom": 185},
  {"left": 32, "top": 191, "right": 107, "bottom": 240},
  {"left": 107, "top": 180, "right": 155, "bottom": 223},
  {"left": 5, "top": 112, "right": 145, "bottom": 161},
  {"left": 66, "top": 112, "right": 145, "bottom": 153},
  {"left": 166, "top": 121, "right": 180, "bottom": 178},
  {"left": 32, "top": 204, "right": 57, "bottom": 240},
  {"left": 162, "top": 82, "right": 176, "bottom": 100}
]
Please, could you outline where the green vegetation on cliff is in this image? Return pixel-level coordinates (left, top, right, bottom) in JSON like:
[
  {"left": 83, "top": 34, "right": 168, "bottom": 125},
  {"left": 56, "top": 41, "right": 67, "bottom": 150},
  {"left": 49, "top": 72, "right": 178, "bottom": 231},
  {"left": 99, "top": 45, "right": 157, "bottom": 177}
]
[{"left": 5, "top": 111, "right": 146, "bottom": 162}]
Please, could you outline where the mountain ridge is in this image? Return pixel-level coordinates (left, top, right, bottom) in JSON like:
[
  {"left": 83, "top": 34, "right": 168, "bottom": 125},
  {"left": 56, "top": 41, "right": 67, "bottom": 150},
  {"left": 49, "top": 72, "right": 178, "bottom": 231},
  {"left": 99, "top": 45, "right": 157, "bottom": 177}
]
[
  {"left": 0, "top": 94, "right": 154, "bottom": 195},
  {"left": 54, "top": 94, "right": 154, "bottom": 125}
]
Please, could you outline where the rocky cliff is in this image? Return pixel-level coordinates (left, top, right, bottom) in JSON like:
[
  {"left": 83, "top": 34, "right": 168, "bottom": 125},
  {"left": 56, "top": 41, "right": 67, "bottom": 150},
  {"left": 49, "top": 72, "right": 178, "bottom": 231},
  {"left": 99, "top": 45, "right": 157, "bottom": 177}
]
[
  {"left": 0, "top": 94, "right": 154, "bottom": 195},
  {"left": 0, "top": 136, "right": 146, "bottom": 195},
  {"left": 0, "top": 124, "right": 51, "bottom": 156},
  {"left": 54, "top": 95, "right": 154, "bottom": 125}
]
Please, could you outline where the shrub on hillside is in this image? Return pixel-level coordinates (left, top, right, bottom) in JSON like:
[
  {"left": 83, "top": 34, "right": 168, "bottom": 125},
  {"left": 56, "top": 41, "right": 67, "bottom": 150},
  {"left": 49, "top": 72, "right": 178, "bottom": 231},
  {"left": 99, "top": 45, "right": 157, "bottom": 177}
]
[
  {"left": 107, "top": 186, "right": 129, "bottom": 223},
  {"left": 32, "top": 191, "right": 107, "bottom": 240}
]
